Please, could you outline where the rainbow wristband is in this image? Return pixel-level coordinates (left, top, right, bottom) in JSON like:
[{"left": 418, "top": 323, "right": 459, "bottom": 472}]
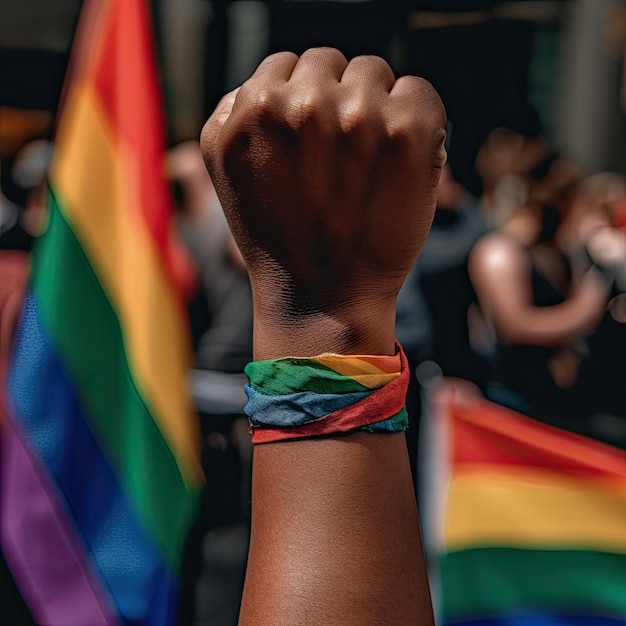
[{"left": 243, "top": 341, "right": 409, "bottom": 444}]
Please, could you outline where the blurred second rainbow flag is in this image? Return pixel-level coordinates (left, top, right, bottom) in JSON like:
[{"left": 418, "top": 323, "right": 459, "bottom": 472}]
[
  {"left": 0, "top": 0, "right": 202, "bottom": 624},
  {"left": 428, "top": 381, "right": 626, "bottom": 626}
]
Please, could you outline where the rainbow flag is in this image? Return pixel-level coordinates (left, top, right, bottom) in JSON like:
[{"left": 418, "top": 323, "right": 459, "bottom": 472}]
[
  {"left": 0, "top": 1, "right": 203, "bottom": 624},
  {"left": 429, "top": 381, "right": 626, "bottom": 626}
]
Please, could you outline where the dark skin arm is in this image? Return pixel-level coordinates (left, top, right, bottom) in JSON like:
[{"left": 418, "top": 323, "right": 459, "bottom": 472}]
[{"left": 201, "top": 47, "right": 446, "bottom": 625}]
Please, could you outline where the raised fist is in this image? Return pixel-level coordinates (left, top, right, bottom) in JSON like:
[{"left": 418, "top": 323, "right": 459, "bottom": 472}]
[{"left": 201, "top": 48, "right": 446, "bottom": 357}]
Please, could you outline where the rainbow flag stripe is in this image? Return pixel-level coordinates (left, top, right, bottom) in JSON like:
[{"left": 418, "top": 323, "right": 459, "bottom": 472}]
[
  {"left": 435, "top": 383, "right": 626, "bottom": 626},
  {"left": 0, "top": 1, "right": 202, "bottom": 624}
]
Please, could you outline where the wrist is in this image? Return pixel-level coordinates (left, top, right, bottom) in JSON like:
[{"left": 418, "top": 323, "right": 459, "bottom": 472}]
[{"left": 252, "top": 300, "right": 397, "bottom": 360}]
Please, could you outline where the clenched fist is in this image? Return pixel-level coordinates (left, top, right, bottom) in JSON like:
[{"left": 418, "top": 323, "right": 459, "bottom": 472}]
[{"left": 201, "top": 48, "right": 446, "bottom": 358}]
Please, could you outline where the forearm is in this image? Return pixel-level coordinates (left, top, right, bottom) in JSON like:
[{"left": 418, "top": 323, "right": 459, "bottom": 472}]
[
  {"left": 239, "top": 433, "right": 432, "bottom": 626},
  {"left": 239, "top": 315, "right": 434, "bottom": 625},
  {"left": 495, "top": 279, "right": 609, "bottom": 347}
]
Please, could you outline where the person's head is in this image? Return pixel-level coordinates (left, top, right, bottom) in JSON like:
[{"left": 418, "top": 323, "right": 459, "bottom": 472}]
[
  {"left": 475, "top": 128, "right": 548, "bottom": 227},
  {"left": 575, "top": 173, "right": 626, "bottom": 223},
  {"left": 475, "top": 128, "right": 548, "bottom": 197},
  {"left": 527, "top": 153, "right": 582, "bottom": 245},
  {"left": 528, "top": 153, "right": 581, "bottom": 212},
  {"left": 560, "top": 172, "right": 626, "bottom": 244},
  {"left": 476, "top": 129, "right": 582, "bottom": 239},
  {"left": 165, "top": 141, "right": 216, "bottom": 217}
]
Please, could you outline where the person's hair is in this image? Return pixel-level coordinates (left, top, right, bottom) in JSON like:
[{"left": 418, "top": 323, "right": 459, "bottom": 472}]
[{"left": 475, "top": 128, "right": 547, "bottom": 191}]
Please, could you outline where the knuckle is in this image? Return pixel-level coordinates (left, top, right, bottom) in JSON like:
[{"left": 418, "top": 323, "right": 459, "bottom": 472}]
[
  {"left": 251, "top": 87, "right": 278, "bottom": 116},
  {"left": 260, "top": 50, "right": 298, "bottom": 69},
  {"left": 393, "top": 76, "right": 445, "bottom": 119},
  {"left": 291, "top": 95, "right": 320, "bottom": 122},
  {"left": 285, "top": 93, "right": 327, "bottom": 129},
  {"left": 399, "top": 75, "right": 437, "bottom": 97},
  {"left": 302, "top": 46, "right": 345, "bottom": 63},
  {"left": 383, "top": 120, "right": 417, "bottom": 149},
  {"left": 349, "top": 54, "right": 390, "bottom": 72},
  {"left": 237, "top": 82, "right": 284, "bottom": 123},
  {"left": 339, "top": 101, "right": 376, "bottom": 136},
  {"left": 386, "top": 78, "right": 446, "bottom": 148},
  {"left": 383, "top": 115, "right": 443, "bottom": 153}
]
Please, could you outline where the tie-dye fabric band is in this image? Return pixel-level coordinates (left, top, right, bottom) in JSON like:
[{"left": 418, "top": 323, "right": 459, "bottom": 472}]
[{"left": 244, "top": 341, "right": 409, "bottom": 444}]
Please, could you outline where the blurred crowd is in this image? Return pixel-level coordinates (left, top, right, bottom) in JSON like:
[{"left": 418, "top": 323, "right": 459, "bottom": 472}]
[
  {"left": 4, "top": 128, "right": 626, "bottom": 626},
  {"left": 2, "top": 1, "right": 626, "bottom": 625}
]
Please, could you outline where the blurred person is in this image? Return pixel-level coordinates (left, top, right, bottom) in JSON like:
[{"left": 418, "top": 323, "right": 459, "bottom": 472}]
[
  {"left": 0, "top": 139, "right": 51, "bottom": 626},
  {"left": 559, "top": 172, "right": 626, "bottom": 243},
  {"left": 618, "top": 194, "right": 626, "bottom": 231},
  {"left": 474, "top": 127, "right": 580, "bottom": 227},
  {"left": 560, "top": 173, "right": 626, "bottom": 446},
  {"left": 0, "top": 140, "right": 52, "bottom": 251},
  {"left": 168, "top": 142, "right": 253, "bottom": 374},
  {"left": 470, "top": 132, "right": 615, "bottom": 437},
  {"left": 398, "top": 163, "right": 489, "bottom": 382},
  {"left": 167, "top": 141, "right": 253, "bottom": 626},
  {"left": 396, "top": 162, "right": 489, "bottom": 484},
  {"left": 201, "top": 46, "right": 446, "bottom": 625},
  {"left": 557, "top": 172, "right": 626, "bottom": 285},
  {"left": 0, "top": 138, "right": 51, "bottom": 404}
]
